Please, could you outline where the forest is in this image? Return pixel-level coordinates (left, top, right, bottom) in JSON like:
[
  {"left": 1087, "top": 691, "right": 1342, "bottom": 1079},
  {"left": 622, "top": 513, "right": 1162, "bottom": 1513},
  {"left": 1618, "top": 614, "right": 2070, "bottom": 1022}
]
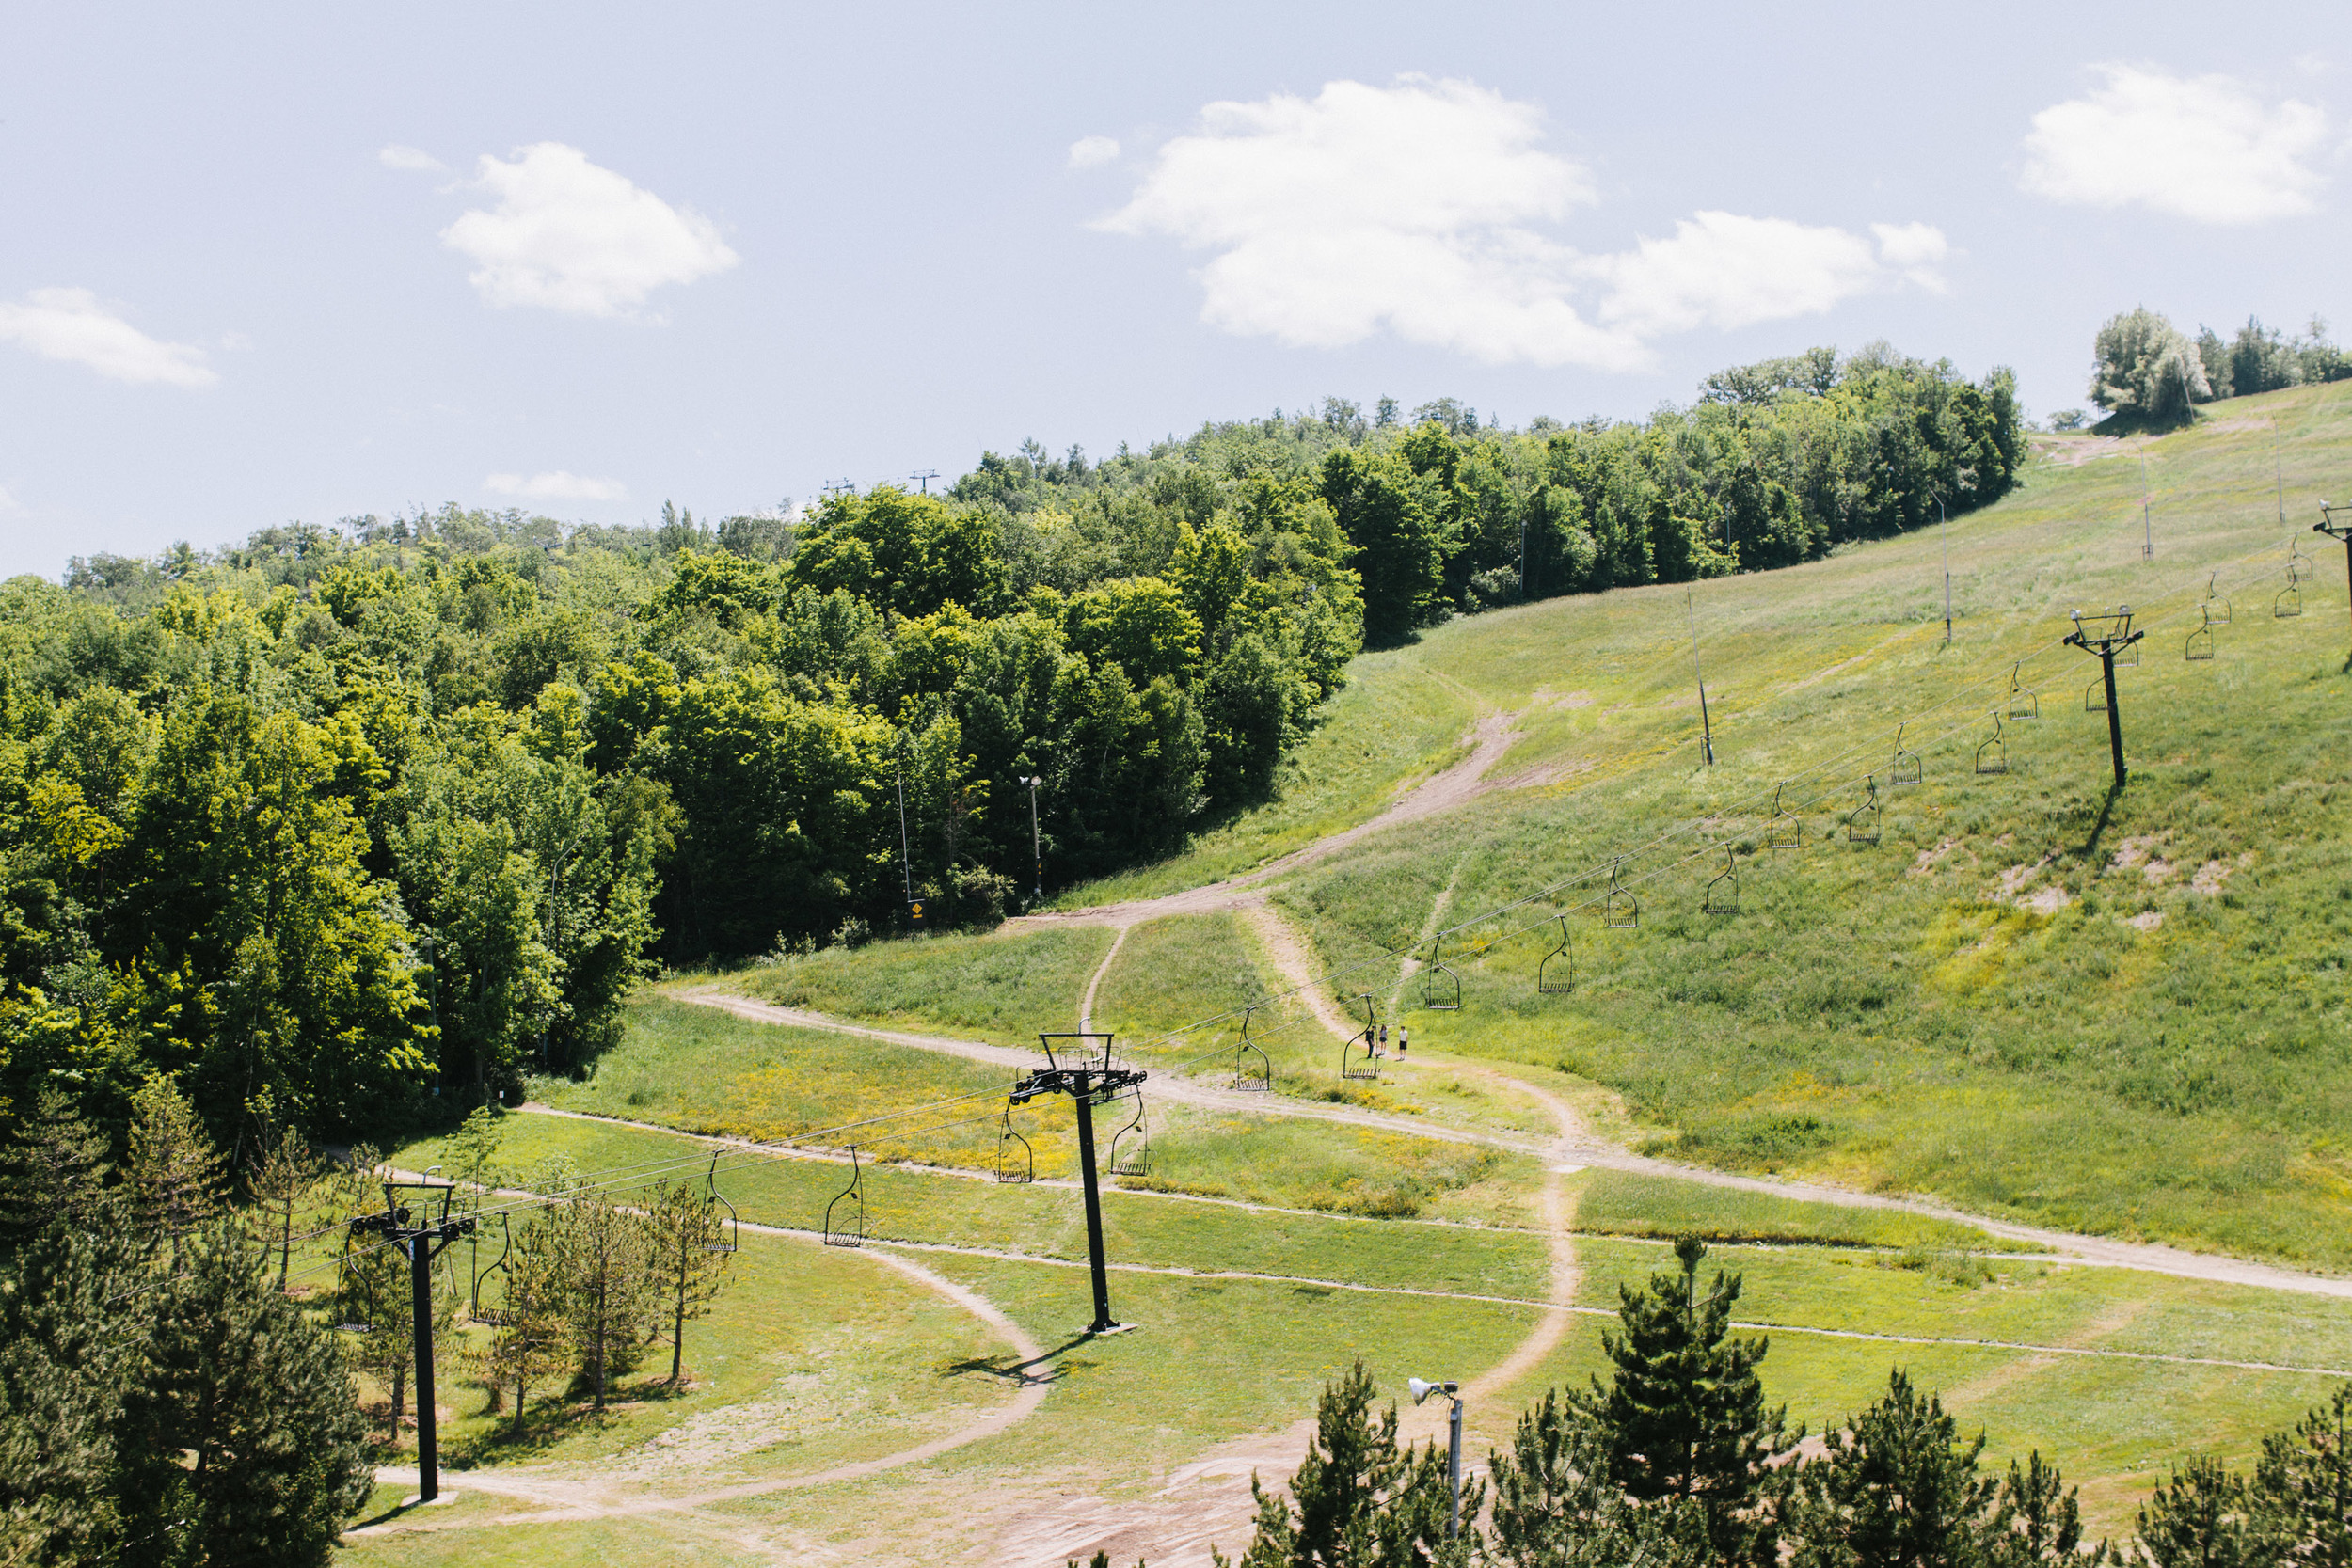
[{"left": 1, "top": 341, "right": 2022, "bottom": 1147}]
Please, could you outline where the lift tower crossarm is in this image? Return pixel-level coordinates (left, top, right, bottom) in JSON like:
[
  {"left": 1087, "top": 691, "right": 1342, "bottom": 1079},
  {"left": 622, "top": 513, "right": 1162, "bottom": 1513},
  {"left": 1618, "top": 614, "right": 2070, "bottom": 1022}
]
[
  {"left": 2316, "top": 503, "right": 2352, "bottom": 659},
  {"left": 1014, "top": 1034, "right": 1147, "bottom": 1335}
]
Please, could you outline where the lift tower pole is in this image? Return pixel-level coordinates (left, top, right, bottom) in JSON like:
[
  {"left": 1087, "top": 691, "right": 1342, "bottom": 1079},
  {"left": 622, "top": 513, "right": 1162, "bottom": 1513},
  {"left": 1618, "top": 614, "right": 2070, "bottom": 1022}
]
[
  {"left": 1017, "top": 1035, "right": 1146, "bottom": 1334},
  {"left": 2316, "top": 503, "right": 2352, "bottom": 660},
  {"left": 350, "top": 1181, "right": 474, "bottom": 1502},
  {"left": 2063, "top": 608, "right": 2145, "bottom": 788}
]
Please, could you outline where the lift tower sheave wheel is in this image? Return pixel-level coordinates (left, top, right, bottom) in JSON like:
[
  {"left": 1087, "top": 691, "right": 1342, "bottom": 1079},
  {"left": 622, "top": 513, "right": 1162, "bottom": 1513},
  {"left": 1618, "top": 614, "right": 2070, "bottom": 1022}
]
[{"left": 1020, "top": 1034, "right": 1147, "bottom": 1335}]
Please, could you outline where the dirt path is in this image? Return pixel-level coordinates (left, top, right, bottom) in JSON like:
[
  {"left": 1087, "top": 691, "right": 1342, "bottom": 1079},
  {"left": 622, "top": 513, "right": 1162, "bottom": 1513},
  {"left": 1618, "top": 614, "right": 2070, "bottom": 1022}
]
[
  {"left": 353, "top": 1231, "right": 1051, "bottom": 1539},
  {"left": 674, "top": 990, "right": 2352, "bottom": 1302},
  {"left": 1078, "top": 924, "right": 1128, "bottom": 1034},
  {"left": 1004, "top": 709, "right": 1521, "bottom": 933}
]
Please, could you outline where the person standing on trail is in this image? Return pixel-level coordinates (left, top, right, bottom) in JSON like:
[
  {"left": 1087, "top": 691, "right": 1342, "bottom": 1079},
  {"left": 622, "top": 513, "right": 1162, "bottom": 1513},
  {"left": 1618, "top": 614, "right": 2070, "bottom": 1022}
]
[
  {"left": 1398, "top": 1026, "right": 1409, "bottom": 1057},
  {"left": 1378, "top": 1023, "right": 1389, "bottom": 1056}
]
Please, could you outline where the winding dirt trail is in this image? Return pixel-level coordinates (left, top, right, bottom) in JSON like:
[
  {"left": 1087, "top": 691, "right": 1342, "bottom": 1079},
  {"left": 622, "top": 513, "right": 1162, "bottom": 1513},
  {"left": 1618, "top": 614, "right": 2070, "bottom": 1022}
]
[
  {"left": 352, "top": 1235, "right": 1052, "bottom": 1541},
  {"left": 1005, "top": 708, "right": 1522, "bottom": 933}
]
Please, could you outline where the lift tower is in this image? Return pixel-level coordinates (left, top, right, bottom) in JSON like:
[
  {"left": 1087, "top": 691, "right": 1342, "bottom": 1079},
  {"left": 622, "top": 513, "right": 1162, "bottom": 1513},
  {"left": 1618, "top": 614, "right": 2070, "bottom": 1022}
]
[
  {"left": 2063, "top": 607, "right": 2145, "bottom": 788},
  {"left": 1014, "top": 1035, "right": 1146, "bottom": 1334},
  {"left": 349, "top": 1180, "right": 474, "bottom": 1502},
  {"left": 2316, "top": 502, "right": 2352, "bottom": 660}
]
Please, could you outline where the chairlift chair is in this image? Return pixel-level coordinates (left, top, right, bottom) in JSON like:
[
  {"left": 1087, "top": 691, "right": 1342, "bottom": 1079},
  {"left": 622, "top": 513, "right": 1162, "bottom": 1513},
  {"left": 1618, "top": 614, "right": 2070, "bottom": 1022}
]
[
  {"left": 1603, "top": 857, "right": 1640, "bottom": 929},
  {"left": 2204, "top": 573, "right": 2233, "bottom": 625},
  {"left": 1340, "top": 994, "right": 1381, "bottom": 1081},
  {"left": 1421, "top": 935, "right": 1463, "bottom": 1010},
  {"left": 2277, "top": 578, "right": 2303, "bottom": 618},
  {"left": 2289, "top": 538, "right": 2314, "bottom": 586},
  {"left": 1703, "top": 845, "right": 1740, "bottom": 915},
  {"left": 469, "top": 1212, "right": 516, "bottom": 1326},
  {"left": 2084, "top": 678, "right": 2107, "bottom": 713},
  {"left": 1846, "top": 775, "right": 1883, "bottom": 846},
  {"left": 703, "top": 1151, "right": 739, "bottom": 1254},
  {"left": 995, "top": 1098, "right": 1035, "bottom": 1183},
  {"left": 823, "top": 1148, "right": 867, "bottom": 1247},
  {"left": 1107, "top": 1091, "right": 1150, "bottom": 1178},
  {"left": 1888, "top": 723, "right": 1922, "bottom": 787},
  {"left": 1766, "top": 783, "right": 1801, "bottom": 850},
  {"left": 1232, "top": 1005, "right": 1272, "bottom": 1092},
  {"left": 1537, "top": 915, "right": 1574, "bottom": 994},
  {"left": 2006, "top": 662, "right": 2040, "bottom": 720},
  {"left": 2185, "top": 606, "right": 2216, "bottom": 662},
  {"left": 1974, "top": 711, "right": 2009, "bottom": 775},
  {"left": 2115, "top": 636, "right": 2141, "bottom": 668}
]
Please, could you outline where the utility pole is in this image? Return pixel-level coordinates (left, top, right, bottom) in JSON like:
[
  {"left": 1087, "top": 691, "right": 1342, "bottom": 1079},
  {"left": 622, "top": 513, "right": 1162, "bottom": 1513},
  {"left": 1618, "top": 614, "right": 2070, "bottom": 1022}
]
[
  {"left": 910, "top": 468, "right": 940, "bottom": 494},
  {"left": 1939, "top": 497, "right": 1952, "bottom": 646},
  {"left": 2063, "top": 608, "right": 2145, "bottom": 787},
  {"left": 1686, "top": 585, "right": 1714, "bottom": 766},
  {"left": 2317, "top": 502, "right": 2352, "bottom": 659},
  {"left": 1014, "top": 1036, "right": 1146, "bottom": 1334},
  {"left": 2140, "top": 454, "right": 2154, "bottom": 560},
  {"left": 895, "top": 737, "right": 922, "bottom": 933},
  {"left": 1015, "top": 774, "right": 1042, "bottom": 901},
  {"left": 349, "top": 1182, "right": 473, "bottom": 1503}
]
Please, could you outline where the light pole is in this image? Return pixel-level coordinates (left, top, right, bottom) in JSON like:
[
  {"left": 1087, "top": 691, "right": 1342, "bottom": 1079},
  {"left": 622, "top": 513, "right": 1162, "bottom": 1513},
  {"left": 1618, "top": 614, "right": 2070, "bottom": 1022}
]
[
  {"left": 1016, "top": 774, "right": 1042, "bottom": 901},
  {"left": 1410, "top": 1377, "right": 1464, "bottom": 1540}
]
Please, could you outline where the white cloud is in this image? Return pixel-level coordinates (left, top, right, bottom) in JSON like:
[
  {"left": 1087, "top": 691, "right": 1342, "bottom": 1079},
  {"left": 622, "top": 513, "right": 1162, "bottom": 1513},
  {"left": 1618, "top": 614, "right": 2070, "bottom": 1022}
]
[
  {"left": 1068, "top": 135, "right": 1121, "bottom": 169},
  {"left": 2020, "top": 64, "right": 2328, "bottom": 223},
  {"left": 0, "top": 288, "right": 216, "bottom": 387},
  {"left": 484, "top": 470, "right": 628, "bottom": 501},
  {"left": 1102, "top": 78, "right": 1938, "bottom": 370},
  {"left": 0, "top": 484, "right": 20, "bottom": 515},
  {"left": 441, "top": 143, "right": 739, "bottom": 316},
  {"left": 379, "top": 143, "right": 445, "bottom": 172}
]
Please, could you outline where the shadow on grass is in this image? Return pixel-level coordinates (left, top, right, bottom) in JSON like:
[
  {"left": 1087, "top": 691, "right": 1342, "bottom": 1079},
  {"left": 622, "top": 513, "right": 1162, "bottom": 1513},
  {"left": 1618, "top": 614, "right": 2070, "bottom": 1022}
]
[
  {"left": 943, "top": 1331, "right": 1093, "bottom": 1388},
  {"left": 2079, "top": 779, "right": 2124, "bottom": 860},
  {"left": 438, "top": 1373, "right": 698, "bottom": 1468}
]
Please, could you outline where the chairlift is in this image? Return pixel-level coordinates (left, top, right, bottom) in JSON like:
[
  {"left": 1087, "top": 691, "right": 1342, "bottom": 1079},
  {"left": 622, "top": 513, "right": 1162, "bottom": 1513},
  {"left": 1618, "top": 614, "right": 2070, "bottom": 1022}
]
[
  {"left": 2204, "top": 573, "right": 2233, "bottom": 625},
  {"left": 823, "top": 1148, "right": 866, "bottom": 1247},
  {"left": 1340, "top": 994, "right": 1381, "bottom": 1081},
  {"left": 703, "top": 1151, "right": 739, "bottom": 1254},
  {"left": 469, "top": 1212, "right": 516, "bottom": 1326},
  {"left": 995, "top": 1098, "right": 1034, "bottom": 1183},
  {"left": 1703, "top": 845, "right": 1740, "bottom": 915},
  {"left": 1232, "top": 1005, "right": 1271, "bottom": 1092},
  {"left": 2115, "top": 636, "right": 2140, "bottom": 668},
  {"left": 2289, "top": 537, "right": 2314, "bottom": 587},
  {"left": 1766, "top": 783, "right": 1801, "bottom": 850},
  {"left": 1537, "top": 915, "right": 1574, "bottom": 994},
  {"left": 2185, "top": 606, "right": 2216, "bottom": 663},
  {"left": 2006, "top": 661, "right": 2040, "bottom": 720},
  {"left": 2277, "top": 578, "right": 2303, "bottom": 618},
  {"left": 2084, "top": 677, "right": 2107, "bottom": 713},
  {"left": 1107, "top": 1091, "right": 1150, "bottom": 1177},
  {"left": 1974, "top": 710, "right": 2009, "bottom": 775},
  {"left": 1888, "top": 723, "right": 1922, "bottom": 787},
  {"left": 1846, "top": 775, "right": 1883, "bottom": 846},
  {"left": 1603, "top": 857, "right": 1640, "bottom": 929},
  {"left": 1421, "top": 934, "right": 1462, "bottom": 1010}
]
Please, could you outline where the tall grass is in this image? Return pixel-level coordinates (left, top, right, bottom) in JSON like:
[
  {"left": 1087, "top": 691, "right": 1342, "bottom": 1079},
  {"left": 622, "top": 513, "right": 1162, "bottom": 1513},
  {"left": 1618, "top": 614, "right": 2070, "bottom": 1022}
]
[{"left": 731, "top": 922, "right": 1114, "bottom": 1047}]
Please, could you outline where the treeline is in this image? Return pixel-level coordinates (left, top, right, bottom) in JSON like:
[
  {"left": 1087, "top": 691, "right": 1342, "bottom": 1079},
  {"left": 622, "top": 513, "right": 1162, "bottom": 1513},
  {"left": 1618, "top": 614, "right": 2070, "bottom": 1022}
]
[
  {"left": 1195, "top": 1239, "right": 2352, "bottom": 1568},
  {"left": 4, "top": 341, "right": 2018, "bottom": 1147},
  {"left": 2075, "top": 308, "right": 2352, "bottom": 428}
]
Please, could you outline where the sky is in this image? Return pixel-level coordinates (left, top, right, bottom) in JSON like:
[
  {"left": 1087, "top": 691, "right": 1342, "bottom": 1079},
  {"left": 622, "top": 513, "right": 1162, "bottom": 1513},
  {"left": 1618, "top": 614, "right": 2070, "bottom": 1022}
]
[{"left": 3, "top": 1, "right": 2347, "bottom": 577}]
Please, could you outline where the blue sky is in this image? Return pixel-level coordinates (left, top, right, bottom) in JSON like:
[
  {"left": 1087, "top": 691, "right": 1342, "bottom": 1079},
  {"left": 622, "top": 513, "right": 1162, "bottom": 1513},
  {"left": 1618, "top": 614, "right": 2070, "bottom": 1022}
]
[{"left": 3, "top": 2, "right": 2345, "bottom": 576}]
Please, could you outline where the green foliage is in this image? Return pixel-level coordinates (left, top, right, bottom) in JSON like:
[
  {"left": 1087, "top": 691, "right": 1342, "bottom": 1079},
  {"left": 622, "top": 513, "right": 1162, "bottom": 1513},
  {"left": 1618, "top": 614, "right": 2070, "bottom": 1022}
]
[
  {"left": 1785, "top": 1369, "right": 1995, "bottom": 1568},
  {"left": 1486, "top": 1388, "right": 1714, "bottom": 1568},
  {"left": 2139, "top": 1455, "right": 2282, "bottom": 1568},
  {"left": 1216, "top": 1359, "right": 1476, "bottom": 1567},
  {"left": 2091, "top": 309, "right": 2212, "bottom": 425},
  {"left": 1575, "top": 1237, "right": 1796, "bottom": 1564},
  {"left": 2251, "top": 1383, "right": 2352, "bottom": 1568}
]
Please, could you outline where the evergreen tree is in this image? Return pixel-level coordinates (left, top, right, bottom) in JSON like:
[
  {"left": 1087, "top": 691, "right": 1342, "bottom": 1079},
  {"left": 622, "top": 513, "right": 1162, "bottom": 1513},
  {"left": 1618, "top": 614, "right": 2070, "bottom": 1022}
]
[
  {"left": 125, "top": 1075, "right": 226, "bottom": 1271},
  {"left": 1486, "top": 1387, "right": 1712, "bottom": 1568},
  {"left": 0, "top": 1085, "right": 112, "bottom": 1243},
  {"left": 545, "top": 1189, "right": 659, "bottom": 1411},
  {"left": 242, "top": 1096, "right": 322, "bottom": 1293},
  {"left": 117, "top": 1222, "right": 372, "bottom": 1568},
  {"left": 2139, "top": 1455, "right": 2286, "bottom": 1568},
  {"left": 1574, "top": 1236, "right": 1797, "bottom": 1563},
  {"left": 646, "top": 1177, "right": 734, "bottom": 1386},
  {"left": 1981, "top": 1451, "right": 2099, "bottom": 1568},
  {"left": 481, "top": 1214, "right": 568, "bottom": 1433},
  {"left": 0, "top": 1222, "right": 141, "bottom": 1565},
  {"left": 1785, "top": 1370, "right": 1994, "bottom": 1568},
  {"left": 2254, "top": 1383, "right": 2352, "bottom": 1568},
  {"left": 1214, "top": 1359, "right": 1475, "bottom": 1567}
]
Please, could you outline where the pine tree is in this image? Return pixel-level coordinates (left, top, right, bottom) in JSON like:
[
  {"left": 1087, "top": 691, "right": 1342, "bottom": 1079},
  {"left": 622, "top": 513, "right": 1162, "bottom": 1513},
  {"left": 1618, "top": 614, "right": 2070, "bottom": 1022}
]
[
  {"left": 1213, "top": 1359, "right": 1477, "bottom": 1567},
  {"left": 2254, "top": 1382, "right": 2352, "bottom": 1568},
  {"left": 1785, "top": 1369, "right": 1996, "bottom": 1568},
  {"left": 0, "top": 1085, "right": 114, "bottom": 1243},
  {"left": 1574, "top": 1236, "right": 1797, "bottom": 1564},
  {"left": 1486, "top": 1387, "right": 1713, "bottom": 1568},
  {"left": 646, "top": 1177, "right": 733, "bottom": 1386},
  {"left": 545, "top": 1189, "right": 658, "bottom": 1411},
  {"left": 1982, "top": 1450, "right": 2100, "bottom": 1568},
  {"left": 2139, "top": 1454, "right": 2286, "bottom": 1568},
  {"left": 481, "top": 1215, "right": 568, "bottom": 1434},
  {"left": 243, "top": 1099, "right": 322, "bottom": 1293},
  {"left": 0, "top": 1222, "right": 141, "bottom": 1564},
  {"left": 117, "top": 1222, "right": 372, "bottom": 1568},
  {"left": 125, "top": 1075, "right": 226, "bottom": 1271}
]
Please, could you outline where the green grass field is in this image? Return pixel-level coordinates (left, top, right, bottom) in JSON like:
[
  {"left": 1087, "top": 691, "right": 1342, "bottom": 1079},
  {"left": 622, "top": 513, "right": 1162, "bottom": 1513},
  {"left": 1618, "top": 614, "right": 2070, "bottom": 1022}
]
[{"left": 346, "top": 386, "right": 2352, "bottom": 1563}]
